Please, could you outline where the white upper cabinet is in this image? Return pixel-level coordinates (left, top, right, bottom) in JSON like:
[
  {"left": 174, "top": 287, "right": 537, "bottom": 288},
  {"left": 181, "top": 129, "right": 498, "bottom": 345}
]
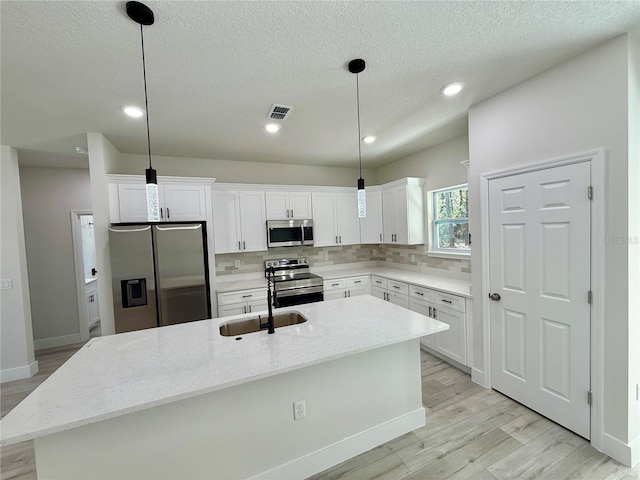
[
  {"left": 108, "top": 176, "right": 212, "bottom": 224},
  {"left": 381, "top": 178, "right": 425, "bottom": 245},
  {"left": 311, "top": 191, "right": 359, "bottom": 247},
  {"left": 213, "top": 189, "right": 267, "bottom": 254},
  {"left": 359, "top": 188, "right": 383, "bottom": 244},
  {"left": 265, "top": 191, "right": 312, "bottom": 220}
]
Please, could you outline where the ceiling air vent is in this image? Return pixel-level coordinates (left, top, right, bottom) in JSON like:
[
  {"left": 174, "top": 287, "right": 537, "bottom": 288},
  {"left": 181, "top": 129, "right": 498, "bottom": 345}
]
[{"left": 267, "top": 104, "right": 294, "bottom": 121}]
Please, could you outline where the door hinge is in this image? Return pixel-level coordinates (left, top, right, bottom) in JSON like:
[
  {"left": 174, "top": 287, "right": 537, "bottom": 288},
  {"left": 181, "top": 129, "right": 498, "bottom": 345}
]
[
  {"left": 587, "top": 186, "right": 593, "bottom": 200},
  {"left": 588, "top": 391, "right": 592, "bottom": 405},
  {"left": 588, "top": 290, "right": 592, "bottom": 304}
]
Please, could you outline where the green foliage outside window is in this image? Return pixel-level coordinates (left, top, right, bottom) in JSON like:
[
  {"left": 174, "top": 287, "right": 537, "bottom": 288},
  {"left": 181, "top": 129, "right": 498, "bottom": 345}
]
[{"left": 433, "top": 186, "right": 469, "bottom": 251}]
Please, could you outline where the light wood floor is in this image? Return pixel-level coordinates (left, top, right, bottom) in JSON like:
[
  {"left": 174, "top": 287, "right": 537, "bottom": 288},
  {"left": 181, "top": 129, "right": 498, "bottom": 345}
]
[{"left": 1, "top": 345, "right": 637, "bottom": 480}]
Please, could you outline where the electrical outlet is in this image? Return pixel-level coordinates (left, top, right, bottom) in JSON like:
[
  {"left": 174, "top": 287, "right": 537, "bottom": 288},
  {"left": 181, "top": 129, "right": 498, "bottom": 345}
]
[
  {"left": 410, "top": 254, "right": 416, "bottom": 262},
  {"left": 323, "top": 251, "right": 329, "bottom": 261},
  {"left": 373, "top": 249, "right": 378, "bottom": 256},
  {"left": 293, "top": 399, "right": 306, "bottom": 420},
  {"left": 0, "top": 279, "right": 13, "bottom": 290},
  {"left": 234, "top": 260, "right": 240, "bottom": 268}
]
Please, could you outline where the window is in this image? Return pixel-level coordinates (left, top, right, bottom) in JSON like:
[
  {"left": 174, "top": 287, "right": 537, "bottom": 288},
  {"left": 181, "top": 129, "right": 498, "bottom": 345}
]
[{"left": 430, "top": 184, "right": 469, "bottom": 254}]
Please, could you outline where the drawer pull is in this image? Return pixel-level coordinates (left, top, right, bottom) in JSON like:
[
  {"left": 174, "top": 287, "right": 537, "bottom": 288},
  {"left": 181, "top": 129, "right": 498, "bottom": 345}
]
[
  {"left": 441, "top": 299, "right": 452, "bottom": 304},
  {"left": 392, "top": 285, "right": 401, "bottom": 289},
  {"left": 375, "top": 280, "right": 382, "bottom": 284},
  {"left": 331, "top": 283, "right": 340, "bottom": 287},
  {"left": 241, "top": 294, "right": 252, "bottom": 298},
  {"left": 415, "top": 291, "right": 424, "bottom": 296},
  {"left": 353, "top": 280, "right": 362, "bottom": 284}
]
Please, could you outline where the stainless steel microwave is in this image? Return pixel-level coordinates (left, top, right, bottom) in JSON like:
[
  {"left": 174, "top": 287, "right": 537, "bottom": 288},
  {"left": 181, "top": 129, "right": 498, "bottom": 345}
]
[{"left": 266, "top": 219, "right": 314, "bottom": 247}]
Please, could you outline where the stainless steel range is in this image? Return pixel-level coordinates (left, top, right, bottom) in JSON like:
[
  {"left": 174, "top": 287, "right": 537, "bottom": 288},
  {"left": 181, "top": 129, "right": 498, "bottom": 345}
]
[{"left": 265, "top": 258, "right": 324, "bottom": 308}]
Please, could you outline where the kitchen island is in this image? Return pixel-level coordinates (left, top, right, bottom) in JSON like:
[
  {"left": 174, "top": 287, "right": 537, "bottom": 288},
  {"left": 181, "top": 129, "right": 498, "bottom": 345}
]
[{"left": 0, "top": 295, "right": 447, "bottom": 479}]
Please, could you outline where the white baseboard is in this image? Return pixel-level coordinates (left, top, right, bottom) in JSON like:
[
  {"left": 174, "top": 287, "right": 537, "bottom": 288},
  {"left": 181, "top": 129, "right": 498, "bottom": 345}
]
[
  {"left": 34, "top": 333, "right": 82, "bottom": 351},
  {"left": 1, "top": 360, "right": 38, "bottom": 383},
  {"left": 471, "top": 367, "right": 490, "bottom": 388},
  {"left": 249, "top": 407, "right": 426, "bottom": 480},
  {"left": 601, "top": 432, "right": 638, "bottom": 468}
]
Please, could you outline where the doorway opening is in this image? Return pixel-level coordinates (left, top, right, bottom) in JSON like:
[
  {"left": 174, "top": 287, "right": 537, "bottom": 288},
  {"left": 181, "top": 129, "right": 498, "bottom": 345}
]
[{"left": 71, "top": 211, "right": 101, "bottom": 341}]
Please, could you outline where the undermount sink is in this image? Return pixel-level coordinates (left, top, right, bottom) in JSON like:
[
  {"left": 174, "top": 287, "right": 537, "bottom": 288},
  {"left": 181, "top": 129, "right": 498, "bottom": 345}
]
[{"left": 219, "top": 311, "right": 308, "bottom": 337}]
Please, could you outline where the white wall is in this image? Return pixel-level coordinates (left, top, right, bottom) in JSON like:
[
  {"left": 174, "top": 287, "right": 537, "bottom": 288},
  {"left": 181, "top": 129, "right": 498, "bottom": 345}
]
[
  {"left": 0, "top": 146, "right": 37, "bottom": 382},
  {"left": 376, "top": 135, "right": 469, "bottom": 192},
  {"left": 626, "top": 26, "right": 640, "bottom": 453},
  {"left": 468, "top": 34, "right": 635, "bottom": 461},
  {"left": 87, "top": 133, "right": 120, "bottom": 336},
  {"left": 113, "top": 153, "right": 377, "bottom": 187},
  {"left": 19, "top": 167, "right": 92, "bottom": 347}
]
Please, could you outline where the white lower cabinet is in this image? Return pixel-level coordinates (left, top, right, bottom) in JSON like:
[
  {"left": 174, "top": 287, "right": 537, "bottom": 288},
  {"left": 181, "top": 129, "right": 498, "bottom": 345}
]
[
  {"left": 217, "top": 287, "right": 268, "bottom": 318},
  {"left": 409, "top": 286, "right": 467, "bottom": 365},
  {"left": 371, "top": 276, "right": 409, "bottom": 308},
  {"left": 323, "top": 275, "right": 370, "bottom": 300},
  {"left": 85, "top": 282, "right": 100, "bottom": 329}
]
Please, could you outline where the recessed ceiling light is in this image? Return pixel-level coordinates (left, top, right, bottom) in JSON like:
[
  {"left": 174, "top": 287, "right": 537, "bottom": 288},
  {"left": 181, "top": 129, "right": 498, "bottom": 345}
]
[
  {"left": 265, "top": 123, "right": 281, "bottom": 134},
  {"left": 122, "top": 105, "right": 145, "bottom": 118},
  {"left": 74, "top": 146, "right": 88, "bottom": 155},
  {"left": 441, "top": 82, "right": 464, "bottom": 97},
  {"left": 362, "top": 136, "right": 377, "bottom": 144}
]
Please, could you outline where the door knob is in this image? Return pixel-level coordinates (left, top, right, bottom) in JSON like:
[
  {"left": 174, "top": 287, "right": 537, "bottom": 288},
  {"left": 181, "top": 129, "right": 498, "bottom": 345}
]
[
  {"left": 91, "top": 268, "right": 98, "bottom": 276},
  {"left": 489, "top": 293, "right": 501, "bottom": 301}
]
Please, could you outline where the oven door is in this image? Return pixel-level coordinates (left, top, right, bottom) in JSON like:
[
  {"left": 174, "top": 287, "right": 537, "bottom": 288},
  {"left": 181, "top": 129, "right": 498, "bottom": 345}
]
[
  {"left": 274, "top": 285, "right": 324, "bottom": 307},
  {"left": 267, "top": 221, "right": 303, "bottom": 247}
]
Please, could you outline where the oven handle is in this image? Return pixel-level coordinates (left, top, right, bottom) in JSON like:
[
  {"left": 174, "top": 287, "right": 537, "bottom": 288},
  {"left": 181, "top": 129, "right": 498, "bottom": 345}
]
[{"left": 274, "top": 285, "right": 324, "bottom": 298}]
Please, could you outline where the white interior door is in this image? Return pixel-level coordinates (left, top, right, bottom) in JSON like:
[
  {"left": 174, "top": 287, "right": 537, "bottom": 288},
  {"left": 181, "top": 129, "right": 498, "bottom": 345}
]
[{"left": 488, "top": 161, "right": 591, "bottom": 438}]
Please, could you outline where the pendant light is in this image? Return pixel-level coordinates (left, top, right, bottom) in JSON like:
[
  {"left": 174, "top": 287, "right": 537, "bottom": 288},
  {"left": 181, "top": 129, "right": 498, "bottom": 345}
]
[
  {"left": 349, "top": 59, "right": 367, "bottom": 218},
  {"left": 127, "top": 1, "right": 159, "bottom": 222}
]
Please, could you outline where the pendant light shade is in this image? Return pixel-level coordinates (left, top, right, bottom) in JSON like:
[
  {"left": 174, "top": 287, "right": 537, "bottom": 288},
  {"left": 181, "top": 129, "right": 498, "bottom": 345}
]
[
  {"left": 349, "top": 59, "right": 367, "bottom": 218},
  {"left": 127, "top": 1, "right": 159, "bottom": 221}
]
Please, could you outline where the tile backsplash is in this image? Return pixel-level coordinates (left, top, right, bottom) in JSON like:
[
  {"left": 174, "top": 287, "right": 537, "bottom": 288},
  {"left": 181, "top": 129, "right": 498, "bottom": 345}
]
[{"left": 215, "top": 244, "right": 470, "bottom": 276}]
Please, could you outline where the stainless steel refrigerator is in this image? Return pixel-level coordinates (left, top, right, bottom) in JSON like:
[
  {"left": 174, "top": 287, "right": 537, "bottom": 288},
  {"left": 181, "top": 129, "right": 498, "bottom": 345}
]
[{"left": 109, "top": 222, "right": 211, "bottom": 333}]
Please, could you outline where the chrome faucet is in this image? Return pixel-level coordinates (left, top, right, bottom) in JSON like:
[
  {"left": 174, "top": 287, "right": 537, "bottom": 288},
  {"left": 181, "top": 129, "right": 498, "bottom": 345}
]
[{"left": 260, "top": 267, "right": 275, "bottom": 334}]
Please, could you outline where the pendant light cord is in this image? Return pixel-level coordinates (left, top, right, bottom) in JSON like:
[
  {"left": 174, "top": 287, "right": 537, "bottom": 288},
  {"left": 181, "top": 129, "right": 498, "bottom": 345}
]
[
  {"left": 356, "top": 73, "right": 362, "bottom": 179},
  {"left": 140, "top": 24, "right": 152, "bottom": 169}
]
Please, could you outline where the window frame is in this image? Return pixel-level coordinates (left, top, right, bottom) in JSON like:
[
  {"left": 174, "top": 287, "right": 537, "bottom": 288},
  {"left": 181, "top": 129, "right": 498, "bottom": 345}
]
[{"left": 428, "top": 183, "right": 470, "bottom": 257}]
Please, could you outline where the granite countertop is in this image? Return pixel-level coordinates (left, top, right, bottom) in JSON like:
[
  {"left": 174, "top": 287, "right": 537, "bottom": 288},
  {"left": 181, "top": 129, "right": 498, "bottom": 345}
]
[
  {"left": 0, "top": 296, "right": 447, "bottom": 446},
  {"left": 315, "top": 266, "right": 472, "bottom": 298}
]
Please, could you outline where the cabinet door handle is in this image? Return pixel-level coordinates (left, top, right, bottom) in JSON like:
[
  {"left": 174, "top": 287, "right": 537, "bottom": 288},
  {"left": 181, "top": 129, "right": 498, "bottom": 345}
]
[
  {"left": 433, "top": 308, "right": 437, "bottom": 319},
  {"left": 166, "top": 208, "right": 170, "bottom": 219},
  {"left": 380, "top": 233, "right": 382, "bottom": 241},
  {"left": 415, "top": 291, "right": 424, "bottom": 296},
  {"left": 238, "top": 241, "right": 241, "bottom": 250},
  {"left": 428, "top": 306, "right": 432, "bottom": 316},
  {"left": 336, "top": 236, "right": 338, "bottom": 244},
  {"left": 241, "top": 294, "right": 252, "bottom": 298},
  {"left": 243, "top": 305, "right": 247, "bottom": 314},
  {"left": 286, "top": 209, "right": 289, "bottom": 218},
  {"left": 243, "top": 241, "right": 246, "bottom": 250},
  {"left": 344, "top": 291, "right": 347, "bottom": 298},
  {"left": 160, "top": 208, "right": 164, "bottom": 219},
  {"left": 441, "top": 299, "right": 452, "bottom": 304},
  {"left": 339, "top": 235, "right": 342, "bottom": 243},
  {"left": 248, "top": 305, "right": 252, "bottom": 313},
  {"left": 348, "top": 291, "right": 351, "bottom": 297},
  {"left": 291, "top": 209, "right": 293, "bottom": 217}
]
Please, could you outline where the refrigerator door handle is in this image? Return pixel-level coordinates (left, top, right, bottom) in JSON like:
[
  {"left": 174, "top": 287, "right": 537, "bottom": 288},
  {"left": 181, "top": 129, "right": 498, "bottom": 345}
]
[
  {"left": 108, "top": 226, "right": 151, "bottom": 233},
  {"left": 155, "top": 225, "right": 201, "bottom": 231}
]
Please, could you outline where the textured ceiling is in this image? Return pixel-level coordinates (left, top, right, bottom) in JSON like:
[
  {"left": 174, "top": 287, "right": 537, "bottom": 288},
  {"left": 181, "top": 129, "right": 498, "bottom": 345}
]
[{"left": 2, "top": 1, "right": 639, "bottom": 169}]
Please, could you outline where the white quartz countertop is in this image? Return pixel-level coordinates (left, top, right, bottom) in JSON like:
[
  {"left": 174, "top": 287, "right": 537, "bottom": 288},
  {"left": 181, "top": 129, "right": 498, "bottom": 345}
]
[
  {"left": 316, "top": 266, "right": 472, "bottom": 298},
  {"left": 0, "top": 296, "right": 448, "bottom": 446},
  {"left": 215, "top": 265, "right": 471, "bottom": 298}
]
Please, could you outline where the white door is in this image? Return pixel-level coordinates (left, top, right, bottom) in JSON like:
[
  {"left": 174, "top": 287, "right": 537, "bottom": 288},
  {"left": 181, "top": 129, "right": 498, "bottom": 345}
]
[
  {"left": 213, "top": 191, "right": 241, "bottom": 253},
  {"left": 288, "top": 192, "right": 312, "bottom": 219},
  {"left": 238, "top": 191, "right": 267, "bottom": 252},
  {"left": 162, "top": 184, "right": 207, "bottom": 221},
  {"left": 488, "top": 161, "right": 591, "bottom": 438},
  {"left": 335, "top": 193, "right": 359, "bottom": 245},
  {"left": 311, "top": 193, "right": 337, "bottom": 247},
  {"left": 360, "top": 190, "right": 383, "bottom": 244},
  {"left": 382, "top": 189, "right": 396, "bottom": 243}
]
